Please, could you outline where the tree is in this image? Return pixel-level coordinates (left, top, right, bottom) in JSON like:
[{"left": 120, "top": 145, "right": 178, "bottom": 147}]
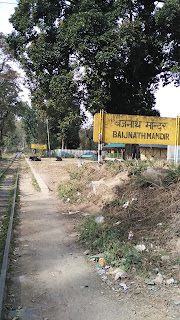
[
  {"left": 79, "top": 127, "right": 97, "bottom": 150},
  {"left": 8, "top": 0, "right": 180, "bottom": 123},
  {"left": 0, "top": 34, "right": 26, "bottom": 158},
  {"left": 22, "top": 105, "right": 47, "bottom": 147},
  {"left": 8, "top": 0, "right": 83, "bottom": 145},
  {"left": 3, "top": 118, "right": 26, "bottom": 151}
]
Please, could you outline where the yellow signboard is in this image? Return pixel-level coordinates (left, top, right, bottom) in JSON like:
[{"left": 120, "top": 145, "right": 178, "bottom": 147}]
[
  {"left": 93, "top": 112, "right": 178, "bottom": 145},
  {"left": 31, "top": 144, "right": 47, "bottom": 150}
]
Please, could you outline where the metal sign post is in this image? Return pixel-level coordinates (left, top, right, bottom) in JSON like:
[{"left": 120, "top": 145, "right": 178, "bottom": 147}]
[
  {"left": 98, "top": 110, "right": 104, "bottom": 163},
  {"left": 174, "top": 116, "right": 180, "bottom": 164}
]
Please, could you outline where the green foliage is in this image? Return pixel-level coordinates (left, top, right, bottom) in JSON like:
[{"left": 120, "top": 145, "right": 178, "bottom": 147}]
[
  {"left": 161, "top": 164, "right": 180, "bottom": 187},
  {"left": 80, "top": 216, "right": 142, "bottom": 269},
  {"left": 127, "top": 160, "right": 149, "bottom": 177},
  {"left": 79, "top": 127, "right": 97, "bottom": 150},
  {"left": 32, "top": 174, "right": 41, "bottom": 192},
  {"left": 8, "top": 0, "right": 180, "bottom": 123},
  {"left": 58, "top": 180, "right": 83, "bottom": 202},
  {"left": 0, "top": 33, "right": 26, "bottom": 157}
]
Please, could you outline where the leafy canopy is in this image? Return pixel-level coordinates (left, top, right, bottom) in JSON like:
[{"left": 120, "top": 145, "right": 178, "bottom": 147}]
[{"left": 8, "top": 0, "right": 180, "bottom": 120}]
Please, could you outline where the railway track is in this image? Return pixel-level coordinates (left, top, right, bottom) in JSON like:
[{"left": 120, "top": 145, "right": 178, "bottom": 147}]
[{"left": 0, "top": 153, "right": 21, "bottom": 320}]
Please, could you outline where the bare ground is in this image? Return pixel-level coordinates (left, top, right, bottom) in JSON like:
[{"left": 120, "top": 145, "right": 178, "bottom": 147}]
[{"left": 4, "top": 157, "right": 180, "bottom": 320}]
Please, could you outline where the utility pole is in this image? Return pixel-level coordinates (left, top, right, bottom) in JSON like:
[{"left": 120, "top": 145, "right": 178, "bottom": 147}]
[{"left": 46, "top": 119, "right": 51, "bottom": 157}]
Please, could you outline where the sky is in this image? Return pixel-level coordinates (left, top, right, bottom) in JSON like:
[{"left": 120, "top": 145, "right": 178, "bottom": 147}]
[{"left": 0, "top": 0, "right": 180, "bottom": 118}]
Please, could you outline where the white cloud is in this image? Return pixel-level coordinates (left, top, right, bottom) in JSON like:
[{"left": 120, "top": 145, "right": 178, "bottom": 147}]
[
  {"left": 155, "top": 83, "right": 180, "bottom": 118},
  {"left": 0, "top": 0, "right": 17, "bottom": 35}
]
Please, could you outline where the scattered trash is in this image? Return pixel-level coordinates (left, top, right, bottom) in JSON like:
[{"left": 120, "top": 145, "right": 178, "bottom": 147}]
[
  {"left": 97, "top": 268, "right": 106, "bottom": 275},
  {"left": 134, "top": 244, "right": 146, "bottom": 252},
  {"left": 90, "top": 255, "right": 99, "bottom": 261},
  {"left": 132, "top": 310, "right": 136, "bottom": 315},
  {"left": 69, "top": 211, "right": 80, "bottom": 215},
  {"left": 153, "top": 273, "right": 163, "bottom": 284},
  {"left": 81, "top": 212, "right": 90, "bottom": 217},
  {"left": 101, "top": 275, "right": 107, "bottom": 281},
  {"left": 66, "top": 198, "right": 70, "bottom": 202},
  {"left": 128, "top": 230, "right": 133, "bottom": 240},
  {"left": 132, "top": 198, "right": 138, "bottom": 202},
  {"left": 95, "top": 215, "right": 104, "bottom": 224},
  {"left": 119, "top": 282, "right": 128, "bottom": 292},
  {"left": 114, "top": 269, "right": 127, "bottom": 281},
  {"left": 78, "top": 160, "right": 84, "bottom": 167},
  {"left": 161, "top": 255, "right": 170, "bottom": 261},
  {"left": 69, "top": 253, "right": 73, "bottom": 255},
  {"left": 145, "top": 273, "right": 163, "bottom": 285},
  {"left": 153, "top": 267, "right": 159, "bottom": 274},
  {"left": 157, "top": 222, "right": 163, "bottom": 226},
  {"left": 145, "top": 279, "right": 156, "bottom": 285},
  {"left": 174, "top": 301, "right": 180, "bottom": 306},
  {"left": 62, "top": 211, "right": 80, "bottom": 215},
  {"left": 98, "top": 258, "right": 106, "bottom": 267},
  {"left": 165, "top": 278, "right": 175, "bottom": 285},
  {"left": 123, "top": 201, "right": 129, "bottom": 209},
  {"left": 83, "top": 250, "right": 90, "bottom": 255},
  {"left": 113, "top": 221, "right": 121, "bottom": 226},
  {"left": 114, "top": 272, "right": 124, "bottom": 281}
]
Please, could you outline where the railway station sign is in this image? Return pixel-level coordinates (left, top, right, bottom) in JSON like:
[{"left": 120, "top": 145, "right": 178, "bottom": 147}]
[
  {"left": 31, "top": 144, "right": 47, "bottom": 150},
  {"left": 93, "top": 111, "right": 180, "bottom": 146}
]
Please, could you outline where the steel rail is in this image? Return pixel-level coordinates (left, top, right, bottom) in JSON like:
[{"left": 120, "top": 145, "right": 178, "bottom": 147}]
[
  {"left": 0, "top": 155, "right": 20, "bottom": 320},
  {"left": 0, "top": 154, "right": 17, "bottom": 180}
]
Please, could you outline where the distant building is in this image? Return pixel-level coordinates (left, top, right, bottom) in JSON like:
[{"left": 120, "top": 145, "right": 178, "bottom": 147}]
[{"left": 102, "top": 144, "right": 167, "bottom": 160}]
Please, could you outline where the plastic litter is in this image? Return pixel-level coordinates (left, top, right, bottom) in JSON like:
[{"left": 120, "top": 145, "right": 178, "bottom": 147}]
[
  {"left": 69, "top": 211, "right": 80, "bottom": 215},
  {"left": 114, "top": 269, "right": 127, "bottom": 281},
  {"left": 165, "top": 278, "right": 175, "bottom": 285},
  {"left": 95, "top": 215, "right": 104, "bottom": 224},
  {"left": 99, "top": 258, "right": 106, "bottom": 267},
  {"left": 134, "top": 244, "right": 146, "bottom": 252},
  {"left": 128, "top": 230, "right": 133, "bottom": 240},
  {"left": 119, "top": 282, "right": 128, "bottom": 292},
  {"left": 83, "top": 250, "right": 90, "bottom": 255},
  {"left": 153, "top": 273, "right": 163, "bottom": 284},
  {"left": 123, "top": 201, "right": 129, "bottom": 209},
  {"left": 97, "top": 268, "right": 106, "bottom": 275},
  {"left": 113, "top": 221, "right": 121, "bottom": 226}
]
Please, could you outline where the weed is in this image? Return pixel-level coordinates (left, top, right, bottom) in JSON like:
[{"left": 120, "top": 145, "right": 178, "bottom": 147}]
[
  {"left": 58, "top": 180, "right": 83, "bottom": 202},
  {"left": 106, "top": 198, "right": 124, "bottom": 208},
  {"left": 79, "top": 216, "right": 142, "bottom": 270},
  {"left": 127, "top": 160, "right": 149, "bottom": 177},
  {"left": 32, "top": 174, "right": 41, "bottom": 192},
  {"left": 161, "top": 164, "right": 180, "bottom": 187}
]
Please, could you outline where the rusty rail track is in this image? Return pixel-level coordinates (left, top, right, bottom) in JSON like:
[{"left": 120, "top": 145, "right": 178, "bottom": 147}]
[{"left": 0, "top": 153, "right": 21, "bottom": 320}]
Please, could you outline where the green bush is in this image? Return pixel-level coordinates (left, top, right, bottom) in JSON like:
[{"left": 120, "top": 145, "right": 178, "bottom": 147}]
[
  {"left": 58, "top": 180, "right": 83, "bottom": 202},
  {"left": 162, "top": 165, "right": 180, "bottom": 187},
  {"left": 80, "top": 216, "right": 142, "bottom": 270}
]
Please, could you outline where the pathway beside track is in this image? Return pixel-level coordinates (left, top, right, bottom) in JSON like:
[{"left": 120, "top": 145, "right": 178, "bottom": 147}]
[{"left": 3, "top": 160, "right": 140, "bottom": 320}]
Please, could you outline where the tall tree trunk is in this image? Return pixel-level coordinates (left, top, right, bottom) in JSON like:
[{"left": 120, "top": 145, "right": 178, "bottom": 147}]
[
  {"left": 62, "top": 139, "right": 64, "bottom": 150},
  {"left": 125, "top": 144, "right": 140, "bottom": 160}
]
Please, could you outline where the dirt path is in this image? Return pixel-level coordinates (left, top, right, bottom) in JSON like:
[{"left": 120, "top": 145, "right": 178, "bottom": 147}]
[
  {"left": 4, "top": 160, "right": 138, "bottom": 320},
  {"left": 4, "top": 158, "right": 180, "bottom": 320}
]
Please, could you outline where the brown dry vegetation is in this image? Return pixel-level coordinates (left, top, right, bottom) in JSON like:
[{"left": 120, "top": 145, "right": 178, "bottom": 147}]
[{"left": 32, "top": 158, "right": 180, "bottom": 281}]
